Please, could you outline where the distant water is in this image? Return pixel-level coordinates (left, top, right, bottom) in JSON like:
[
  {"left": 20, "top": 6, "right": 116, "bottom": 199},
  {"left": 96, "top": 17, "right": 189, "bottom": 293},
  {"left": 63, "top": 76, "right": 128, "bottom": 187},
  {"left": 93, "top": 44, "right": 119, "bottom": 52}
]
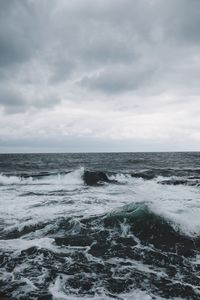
[{"left": 1, "top": 152, "right": 200, "bottom": 299}]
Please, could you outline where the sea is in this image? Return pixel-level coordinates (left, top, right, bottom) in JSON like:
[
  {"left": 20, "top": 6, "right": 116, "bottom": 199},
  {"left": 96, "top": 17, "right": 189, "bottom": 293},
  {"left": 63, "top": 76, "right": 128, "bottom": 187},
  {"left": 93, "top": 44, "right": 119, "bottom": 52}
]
[{"left": 1, "top": 152, "right": 200, "bottom": 300}]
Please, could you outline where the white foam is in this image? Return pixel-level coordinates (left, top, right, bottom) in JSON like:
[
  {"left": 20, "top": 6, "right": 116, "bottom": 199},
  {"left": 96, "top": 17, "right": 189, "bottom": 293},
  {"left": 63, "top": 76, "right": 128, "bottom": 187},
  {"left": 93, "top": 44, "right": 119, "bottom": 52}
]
[
  {"left": 0, "top": 167, "right": 85, "bottom": 186},
  {"left": 108, "top": 173, "right": 133, "bottom": 184},
  {"left": 49, "top": 276, "right": 168, "bottom": 300},
  {"left": 0, "top": 169, "right": 198, "bottom": 300},
  {"left": 0, "top": 173, "right": 34, "bottom": 185},
  {"left": 1, "top": 169, "right": 200, "bottom": 239},
  {"left": 119, "top": 290, "right": 183, "bottom": 300},
  {"left": 46, "top": 167, "right": 84, "bottom": 186},
  {"left": 138, "top": 179, "right": 200, "bottom": 237},
  {"left": 0, "top": 237, "right": 55, "bottom": 252},
  {"left": 104, "top": 175, "right": 200, "bottom": 237}
]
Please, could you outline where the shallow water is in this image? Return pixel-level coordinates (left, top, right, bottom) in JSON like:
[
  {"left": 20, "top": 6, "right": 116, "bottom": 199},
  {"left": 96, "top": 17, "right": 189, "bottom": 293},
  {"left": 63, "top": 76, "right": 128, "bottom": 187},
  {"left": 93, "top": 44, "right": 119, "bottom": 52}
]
[{"left": 1, "top": 152, "right": 200, "bottom": 299}]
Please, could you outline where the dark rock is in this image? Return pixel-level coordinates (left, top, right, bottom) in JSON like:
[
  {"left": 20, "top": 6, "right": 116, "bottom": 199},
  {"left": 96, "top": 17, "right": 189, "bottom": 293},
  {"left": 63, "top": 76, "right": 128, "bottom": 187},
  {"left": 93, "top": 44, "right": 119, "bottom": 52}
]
[{"left": 83, "top": 171, "right": 110, "bottom": 186}]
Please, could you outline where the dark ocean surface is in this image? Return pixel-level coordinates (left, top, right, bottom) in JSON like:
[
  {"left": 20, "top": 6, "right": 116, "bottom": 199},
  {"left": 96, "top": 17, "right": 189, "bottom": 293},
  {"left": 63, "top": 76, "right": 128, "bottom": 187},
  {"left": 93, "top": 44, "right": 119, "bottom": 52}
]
[{"left": 1, "top": 152, "right": 200, "bottom": 299}]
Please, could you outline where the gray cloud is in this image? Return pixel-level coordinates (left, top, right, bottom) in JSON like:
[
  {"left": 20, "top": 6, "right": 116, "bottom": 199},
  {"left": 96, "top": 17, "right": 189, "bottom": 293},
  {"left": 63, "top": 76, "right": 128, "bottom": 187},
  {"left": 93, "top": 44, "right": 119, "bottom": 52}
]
[
  {"left": 0, "top": 88, "right": 26, "bottom": 113},
  {"left": 0, "top": 133, "right": 199, "bottom": 153},
  {"left": 0, "top": 0, "right": 200, "bottom": 151},
  {"left": 0, "top": 1, "right": 38, "bottom": 68},
  {"left": 80, "top": 64, "right": 156, "bottom": 93},
  {"left": 1, "top": 0, "right": 200, "bottom": 91},
  {"left": 46, "top": 0, "right": 200, "bottom": 94},
  {"left": 156, "top": 0, "right": 200, "bottom": 45},
  {"left": 49, "top": 58, "right": 75, "bottom": 83},
  {"left": 0, "top": 86, "right": 61, "bottom": 114}
]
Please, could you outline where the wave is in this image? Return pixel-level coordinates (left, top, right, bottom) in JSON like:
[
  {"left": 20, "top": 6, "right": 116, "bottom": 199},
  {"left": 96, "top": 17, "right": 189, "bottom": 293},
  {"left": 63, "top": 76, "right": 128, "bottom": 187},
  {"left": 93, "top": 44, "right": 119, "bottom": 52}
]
[
  {"left": 0, "top": 173, "right": 34, "bottom": 185},
  {"left": 9, "top": 202, "right": 195, "bottom": 255},
  {"left": 0, "top": 168, "right": 85, "bottom": 186},
  {"left": 1, "top": 202, "right": 200, "bottom": 299},
  {"left": 102, "top": 202, "right": 200, "bottom": 255},
  {"left": 0, "top": 169, "right": 129, "bottom": 186},
  {"left": 3, "top": 202, "right": 198, "bottom": 254},
  {"left": 2, "top": 166, "right": 200, "bottom": 187}
]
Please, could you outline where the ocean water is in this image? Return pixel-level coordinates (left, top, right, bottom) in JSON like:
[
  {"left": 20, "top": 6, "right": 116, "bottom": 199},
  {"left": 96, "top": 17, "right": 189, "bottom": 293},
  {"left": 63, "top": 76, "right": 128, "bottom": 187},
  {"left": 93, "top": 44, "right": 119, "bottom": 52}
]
[{"left": 1, "top": 152, "right": 200, "bottom": 299}]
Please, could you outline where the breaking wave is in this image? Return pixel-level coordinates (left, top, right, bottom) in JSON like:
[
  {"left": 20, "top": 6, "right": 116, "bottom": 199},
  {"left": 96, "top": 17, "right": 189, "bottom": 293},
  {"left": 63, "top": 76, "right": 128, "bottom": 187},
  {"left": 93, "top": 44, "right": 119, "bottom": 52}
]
[
  {"left": 2, "top": 167, "right": 200, "bottom": 188},
  {"left": 1, "top": 202, "right": 200, "bottom": 299},
  {"left": 0, "top": 168, "right": 85, "bottom": 186},
  {"left": 0, "top": 168, "right": 134, "bottom": 187}
]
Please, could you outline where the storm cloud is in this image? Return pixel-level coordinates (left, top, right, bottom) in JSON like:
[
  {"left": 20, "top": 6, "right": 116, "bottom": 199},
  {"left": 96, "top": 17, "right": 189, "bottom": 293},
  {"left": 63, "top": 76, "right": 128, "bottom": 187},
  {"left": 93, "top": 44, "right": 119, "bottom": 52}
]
[{"left": 0, "top": 0, "right": 200, "bottom": 152}]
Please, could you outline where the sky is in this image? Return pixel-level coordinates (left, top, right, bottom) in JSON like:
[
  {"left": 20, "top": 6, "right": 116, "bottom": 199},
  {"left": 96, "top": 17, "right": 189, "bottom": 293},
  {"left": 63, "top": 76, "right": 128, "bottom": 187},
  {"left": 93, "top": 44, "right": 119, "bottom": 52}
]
[{"left": 0, "top": 0, "right": 200, "bottom": 153}]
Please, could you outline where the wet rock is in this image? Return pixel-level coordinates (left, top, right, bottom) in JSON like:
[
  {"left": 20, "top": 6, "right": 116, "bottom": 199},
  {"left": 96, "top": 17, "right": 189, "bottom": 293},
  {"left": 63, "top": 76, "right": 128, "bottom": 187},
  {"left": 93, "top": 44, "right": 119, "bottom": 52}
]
[{"left": 83, "top": 171, "right": 110, "bottom": 186}]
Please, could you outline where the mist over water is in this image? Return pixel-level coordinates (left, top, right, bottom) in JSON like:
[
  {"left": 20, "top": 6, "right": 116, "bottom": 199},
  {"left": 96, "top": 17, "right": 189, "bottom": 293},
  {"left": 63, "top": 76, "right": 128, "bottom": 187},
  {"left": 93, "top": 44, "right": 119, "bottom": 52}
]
[{"left": 1, "top": 152, "right": 200, "bottom": 299}]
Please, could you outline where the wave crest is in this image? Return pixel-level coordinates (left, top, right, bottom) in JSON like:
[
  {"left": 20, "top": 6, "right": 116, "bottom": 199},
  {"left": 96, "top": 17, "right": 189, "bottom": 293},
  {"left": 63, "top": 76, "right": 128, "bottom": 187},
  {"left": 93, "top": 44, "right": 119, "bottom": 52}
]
[{"left": 0, "top": 168, "right": 85, "bottom": 186}]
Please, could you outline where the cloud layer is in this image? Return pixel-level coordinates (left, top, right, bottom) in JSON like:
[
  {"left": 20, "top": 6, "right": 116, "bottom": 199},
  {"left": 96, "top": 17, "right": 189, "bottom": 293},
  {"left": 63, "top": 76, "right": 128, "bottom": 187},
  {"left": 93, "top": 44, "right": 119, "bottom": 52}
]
[{"left": 0, "top": 0, "right": 200, "bottom": 152}]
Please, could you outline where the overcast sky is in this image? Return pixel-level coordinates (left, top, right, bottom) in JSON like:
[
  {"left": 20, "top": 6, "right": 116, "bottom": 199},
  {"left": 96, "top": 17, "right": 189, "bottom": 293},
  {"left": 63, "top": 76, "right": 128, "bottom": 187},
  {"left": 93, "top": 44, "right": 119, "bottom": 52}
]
[{"left": 0, "top": 0, "right": 200, "bottom": 152}]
